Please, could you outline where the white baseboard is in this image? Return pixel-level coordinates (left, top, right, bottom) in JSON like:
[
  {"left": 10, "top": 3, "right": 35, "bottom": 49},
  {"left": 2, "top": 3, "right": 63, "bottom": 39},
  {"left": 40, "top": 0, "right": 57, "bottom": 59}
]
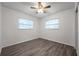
[{"left": 2, "top": 37, "right": 38, "bottom": 48}]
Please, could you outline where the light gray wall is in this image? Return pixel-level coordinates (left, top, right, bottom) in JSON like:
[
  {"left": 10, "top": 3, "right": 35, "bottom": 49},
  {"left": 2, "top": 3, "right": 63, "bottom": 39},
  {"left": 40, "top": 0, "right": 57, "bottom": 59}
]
[
  {"left": 74, "top": 2, "right": 78, "bottom": 55},
  {"left": 78, "top": 4, "right": 79, "bottom": 56},
  {"left": 0, "top": 3, "right": 2, "bottom": 53},
  {"left": 2, "top": 5, "right": 75, "bottom": 49},
  {"left": 2, "top": 7, "right": 39, "bottom": 47},
  {"left": 40, "top": 8, "right": 75, "bottom": 47}
]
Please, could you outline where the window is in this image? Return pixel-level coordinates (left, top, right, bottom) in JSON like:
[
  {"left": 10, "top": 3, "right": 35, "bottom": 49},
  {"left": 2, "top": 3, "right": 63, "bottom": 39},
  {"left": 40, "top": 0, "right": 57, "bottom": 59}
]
[
  {"left": 18, "top": 18, "right": 33, "bottom": 29},
  {"left": 45, "top": 19, "right": 59, "bottom": 29}
]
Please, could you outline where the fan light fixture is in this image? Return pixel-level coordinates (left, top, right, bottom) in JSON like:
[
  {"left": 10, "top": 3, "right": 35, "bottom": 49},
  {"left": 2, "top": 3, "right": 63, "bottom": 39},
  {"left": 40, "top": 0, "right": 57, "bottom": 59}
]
[
  {"left": 37, "top": 8, "right": 44, "bottom": 13},
  {"left": 31, "top": 2, "right": 51, "bottom": 14}
]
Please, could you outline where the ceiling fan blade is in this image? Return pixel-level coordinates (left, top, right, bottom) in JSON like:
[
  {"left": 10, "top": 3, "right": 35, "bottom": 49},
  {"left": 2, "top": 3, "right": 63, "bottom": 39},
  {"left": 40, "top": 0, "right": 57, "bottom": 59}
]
[
  {"left": 30, "top": 6, "right": 36, "bottom": 9},
  {"left": 44, "top": 5, "right": 51, "bottom": 8}
]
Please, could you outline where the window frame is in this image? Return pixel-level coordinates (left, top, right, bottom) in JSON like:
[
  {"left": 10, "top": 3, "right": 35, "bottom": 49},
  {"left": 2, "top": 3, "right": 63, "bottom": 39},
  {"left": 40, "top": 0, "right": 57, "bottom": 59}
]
[
  {"left": 45, "top": 19, "right": 60, "bottom": 30},
  {"left": 18, "top": 18, "right": 33, "bottom": 30}
]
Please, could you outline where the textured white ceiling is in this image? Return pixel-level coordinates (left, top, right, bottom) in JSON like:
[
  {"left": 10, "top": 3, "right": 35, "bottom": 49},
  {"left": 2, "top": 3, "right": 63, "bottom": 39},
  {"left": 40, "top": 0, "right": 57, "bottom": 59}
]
[{"left": 2, "top": 2, "right": 75, "bottom": 18}]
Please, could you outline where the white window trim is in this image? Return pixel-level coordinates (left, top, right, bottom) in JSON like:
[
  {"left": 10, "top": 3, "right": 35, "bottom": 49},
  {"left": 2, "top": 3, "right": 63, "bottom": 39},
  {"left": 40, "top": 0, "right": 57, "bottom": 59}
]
[
  {"left": 45, "top": 19, "right": 60, "bottom": 30},
  {"left": 18, "top": 18, "right": 33, "bottom": 30}
]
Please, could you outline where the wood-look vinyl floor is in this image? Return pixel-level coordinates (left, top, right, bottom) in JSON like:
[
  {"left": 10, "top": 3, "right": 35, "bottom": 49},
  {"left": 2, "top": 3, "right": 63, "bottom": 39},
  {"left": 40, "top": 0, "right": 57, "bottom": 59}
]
[{"left": 1, "top": 38, "right": 77, "bottom": 56}]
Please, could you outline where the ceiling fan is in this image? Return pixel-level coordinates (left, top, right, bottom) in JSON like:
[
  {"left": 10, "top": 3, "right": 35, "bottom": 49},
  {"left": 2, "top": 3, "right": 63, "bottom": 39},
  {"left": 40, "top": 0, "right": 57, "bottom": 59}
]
[{"left": 30, "top": 2, "right": 51, "bottom": 13}]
